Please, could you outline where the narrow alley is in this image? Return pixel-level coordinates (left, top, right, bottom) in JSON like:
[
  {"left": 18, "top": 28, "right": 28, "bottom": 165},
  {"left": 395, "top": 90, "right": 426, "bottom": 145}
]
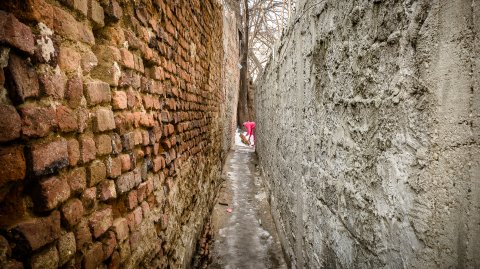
[{"left": 208, "top": 134, "right": 286, "bottom": 269}]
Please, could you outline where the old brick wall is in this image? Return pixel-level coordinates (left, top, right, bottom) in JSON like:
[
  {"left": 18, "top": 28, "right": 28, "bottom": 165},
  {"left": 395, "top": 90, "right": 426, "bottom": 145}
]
[
  {"left": 256, "top": 0, "right": 480, "bottom": 268},
  {"left": 0, "top": 0, "right": 229, "bottom": 268}
]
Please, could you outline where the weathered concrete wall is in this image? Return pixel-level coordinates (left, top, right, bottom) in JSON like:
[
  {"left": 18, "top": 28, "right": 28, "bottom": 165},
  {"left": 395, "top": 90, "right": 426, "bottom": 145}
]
[
  {"left": 0, "top": 0, "right": 230, "bottom": 268},
  {"left": 256, "top": 0, "right": 480, "bottom": 268}
]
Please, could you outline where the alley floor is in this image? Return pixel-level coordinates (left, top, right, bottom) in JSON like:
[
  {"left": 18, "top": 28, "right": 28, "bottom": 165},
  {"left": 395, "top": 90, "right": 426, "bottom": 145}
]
[{"left": 208, "top": 132, "right": 287, "bottom": 269}]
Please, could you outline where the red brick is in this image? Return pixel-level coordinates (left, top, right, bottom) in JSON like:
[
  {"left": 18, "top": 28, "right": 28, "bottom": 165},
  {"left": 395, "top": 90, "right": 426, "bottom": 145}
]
[
  {"left": 4, "top": 54, "right": 38, "bottom": 103},
  {"left": 140, "top": 201, "right": 150, "bottom": 217},
  {"left": 94, "top": 108, "right": 116, "bottom": 132},
  {"left": 53, "top": 6, "right": 94, "bottom": 44},
  {"left": 20, "top": 105, "right": 57, "bottom": 138},
  {"left": 132, "top": 206, "right": 142, "bottom": 226},
  {"left": 137, "top": 182, "right": 148, "bottom": 203},
  {"left": 81, "top": 187, "right": 96, "bottom": 210},
  {"left": 83, "top": 242, "right": 104, "bottom": 269},
  {"left": 119, "top": 48, "right": 134, "bottom": 69},
  {"left": 66, "top": 75, "right": 84, "bottom": 108},
  {"left": 116, "top": 171, "right": 136, "bottom": 194},
  {"left": 112, "top": 217, "right": 128, "bottom": 242},
  {"left": 0, "top": 105, "right": 21, "bottom": 142},
  {"left": 112, "top": 91, "right": 127, "bottom": 110},
  {"left": 0, "top": 11, "right": 35, "bottom": 54},
  {"left": 104, "top": 0, "right": 122, "bottom": 21},
  {"left": 30, "top": 138, "right": 69, "bottom": 176},
  {"left": 95, "top": 134, "right": 112, "bottom": 155},
  {"left": 102, "top": 231, "right": 116, "bottom": 260},
  {"left": 56, "top": 105, "right": 78, "bottom": 132},
  {"left": 0, "top": 145, "right": 26, "bottom": 187},
  {"left": 36, "top": 176, "right": 71, "bottom": 211},
  {"left": 119, "top": 154, "right": 131, "bottom": 172},
  {"left": 61, "top": 0, "right": 88, "bottom": 16},
  {"left": 106, "top": 156, "right": 122, "bottom": 178},
  {"left": 12, "top": 211, "right": 61, "bottom": 251},
  {"left": 87, "top": 160, "right": 106, "bottom": 187},
  {"left": 84, "top": 80, "right": 111, "bottom": 105},
  {"left": 77, "top": 108, "right": 89, "bottom": 133},
  {"left": 39, "top": 68, "right": 67, "bottom": 99},
  {"left": 66, "top": 167, "right": 86, "bottom": 194},
  {"left": 75, "top": 219, "right": 92, "bottom": 250},
  {"left": 61, "top": 198, "right": 84, "bottom": 227},
  {"left": 58, "top": 45, "right": 81, "bottom": 73},
  {"left": 67, "top": 138, "right": 80, "bottom": 166},
  {"left": 89, "top": 0, "right": 105, "bottom": 28},
  {"left": 125, "top": 190, "right": 137, "bottom": 210},
  {"left": 109, "top": 251, "right": 121, "bottom": 269},
  {"left": 57, "top": 232, "right": 76, "bottom": 266},
  {"left": 80, "top": 135, "right": 96, "bottom": 163},
  {"left": 89, "top": 207, "right": 113, "bottom": 238},
  {"left": 111, "top": 133, "right": 122, "bottom": 154},
  {"left": 30, "top": 244, "right": 59, "bottom": 269},
  {"left": 121, "top": 132, "right": 135, "bottom": 151},
  {"left": 81, "top": 48, "right": 98, "bottom": 74},
  {"left": 97, "top": 180, "right": 117, "bottom": 201},
  {"left": 153, "top": 156, "right": 165, "bottom": 172}
]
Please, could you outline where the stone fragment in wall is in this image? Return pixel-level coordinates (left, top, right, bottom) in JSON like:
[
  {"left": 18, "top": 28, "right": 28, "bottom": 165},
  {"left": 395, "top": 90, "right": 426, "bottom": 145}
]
[
  {"left": 30, "top": 243, "right": 59, "bottom": 269},
  {"left": 91, "top": 62, "right": 121, "bottom": 86},
  {"left": 30, "top": 138, "right": 69, "bottom": 176},
  {"left": 20, "top": 105, "right": 57, "bottom": 138},
  {"left": 94, "top": 108, "right": 116, "bottom": 132},
  {"left": 61, "top": 198, "right": 84, "bottom": 227},
  {"left": 11, "top": 210, "right": 61, "bottom": 251},
  {"left": 4, "top": 53, "right": 39, "bottom": 104},
  {"left": 57, "top": 232, "right": 75, "bottom": 266},
  {"left": 119, "top": 154, "right": 131, "bottom": 172},
  {"left": 0, "top": 105, "right": 21, "bottom": 142},
  {"left": 0, "top": 145, "right": 26, "bottom": 187},
  {"left": 83, "top": 242, "right": 104, "bottom": 269},
  {"left": 34, "top": 22, "right": 56, "bottom": 64},
  {"left": 111, "top": 133, "right": 122, "bottom": 154},
  {"left": 0, "top": 11, "right": 35, "bottom": 54},
  {"left": 88, "top": 207, "right": 113, "bottom": 238},
  {"left": 35, "top": 175, "right": 71, "bottom": 211}
]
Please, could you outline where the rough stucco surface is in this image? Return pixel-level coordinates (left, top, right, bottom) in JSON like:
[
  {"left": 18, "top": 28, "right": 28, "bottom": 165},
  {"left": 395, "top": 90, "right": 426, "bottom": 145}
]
[{"left": 255, "top": 0, "right": 480, "bottom": 268}]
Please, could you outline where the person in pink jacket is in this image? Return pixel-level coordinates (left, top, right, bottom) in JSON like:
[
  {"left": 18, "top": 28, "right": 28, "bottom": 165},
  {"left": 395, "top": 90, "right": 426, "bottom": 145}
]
[{"left": 243, "top": 121, "right": 256, "bottom": 145}]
